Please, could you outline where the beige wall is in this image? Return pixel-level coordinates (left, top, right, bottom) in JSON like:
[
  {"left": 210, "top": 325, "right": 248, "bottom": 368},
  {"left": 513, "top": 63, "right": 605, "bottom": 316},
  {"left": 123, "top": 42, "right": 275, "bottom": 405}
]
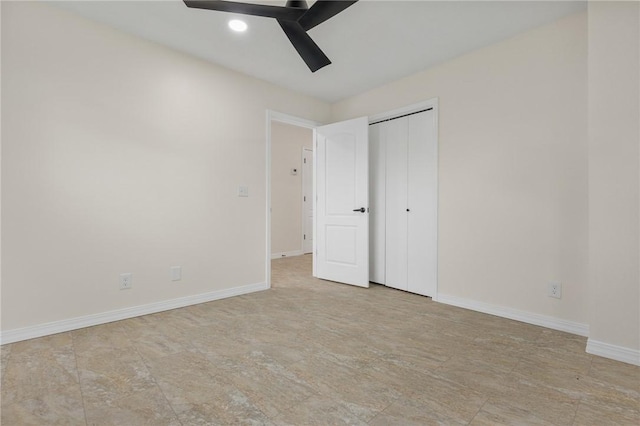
[
  {"left": 1, "top": 2, "right": 329, "bottom": 332},
  {"left": 332, "top": 12, "right": 589, "bottom": 325},
  {"left": 270, "top": 122, "right": 313, "bottom": 255},
  {"left": 587, "top": 1, "right": 640, "bottom": 353}
]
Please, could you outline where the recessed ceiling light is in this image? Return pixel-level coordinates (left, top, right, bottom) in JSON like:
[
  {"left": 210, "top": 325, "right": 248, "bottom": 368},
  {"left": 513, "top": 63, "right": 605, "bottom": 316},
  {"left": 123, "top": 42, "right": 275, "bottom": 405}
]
[{"left": 228, "top": 19, "right": 247, "bottom": 32}]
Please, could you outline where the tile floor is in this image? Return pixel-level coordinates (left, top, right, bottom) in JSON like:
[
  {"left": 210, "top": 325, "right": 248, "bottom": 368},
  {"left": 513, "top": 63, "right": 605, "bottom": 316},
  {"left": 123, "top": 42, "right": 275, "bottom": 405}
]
[{"left": 1, "top": 255, "right": 638, "bottom": 425}]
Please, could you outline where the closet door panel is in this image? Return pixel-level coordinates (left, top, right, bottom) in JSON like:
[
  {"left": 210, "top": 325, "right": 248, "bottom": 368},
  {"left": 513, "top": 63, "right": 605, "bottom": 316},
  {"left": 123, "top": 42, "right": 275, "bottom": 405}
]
[
  {"left": 407, "top": 110, "right": 438, "bottom": 296},
  {"left": 369, "top": 123, "right": 386, "bottom": 284},
  {"left": 385, "top": 117, "right": 408, "bottom": 291}
]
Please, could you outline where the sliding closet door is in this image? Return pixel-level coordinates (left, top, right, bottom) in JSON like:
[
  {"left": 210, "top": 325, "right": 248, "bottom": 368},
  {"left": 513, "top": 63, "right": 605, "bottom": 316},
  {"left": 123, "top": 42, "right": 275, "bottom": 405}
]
[
  {"left": 407, "top": 110, "right": 438, "bottom": 296},
  {"left": 384, "top": 117, "right": 409, "bottom": 291},
  {"left": 369, "top": 122, "right": 386, "bottom": 284}
]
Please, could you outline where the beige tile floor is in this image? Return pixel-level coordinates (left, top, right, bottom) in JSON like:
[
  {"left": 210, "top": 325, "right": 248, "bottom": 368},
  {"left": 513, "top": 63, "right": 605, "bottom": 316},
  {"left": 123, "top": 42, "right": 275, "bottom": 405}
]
[{"left": 1, "top": 254, "right": 638, "bottom": 425}]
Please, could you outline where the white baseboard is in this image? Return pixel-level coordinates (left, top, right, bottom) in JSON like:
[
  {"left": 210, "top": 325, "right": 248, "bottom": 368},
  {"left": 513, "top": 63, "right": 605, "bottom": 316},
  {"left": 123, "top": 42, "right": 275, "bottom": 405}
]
[
  {"left": 271, "top": 250, "right": 304, "bottom": 259},
  {"left": 436, "top": 293, "right": 590, "bottom": 337},
  {"left": 0, "top": 281, "right": 268, "bottom": 345},
  {"left": 586, "top": 339, "right": 640, "bottom": 366}
]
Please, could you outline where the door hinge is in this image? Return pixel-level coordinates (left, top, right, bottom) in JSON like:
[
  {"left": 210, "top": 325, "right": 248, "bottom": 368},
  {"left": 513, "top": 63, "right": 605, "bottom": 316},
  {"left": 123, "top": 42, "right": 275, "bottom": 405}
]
[
  {"left": 304, "top": 196, "right": 306, "bottom": 202},
  {"left": 304, "top": 158, "right": 306, "bottom": 164},
  {"left": 304, "top": 234, "right": 306, "bottom": 240}
]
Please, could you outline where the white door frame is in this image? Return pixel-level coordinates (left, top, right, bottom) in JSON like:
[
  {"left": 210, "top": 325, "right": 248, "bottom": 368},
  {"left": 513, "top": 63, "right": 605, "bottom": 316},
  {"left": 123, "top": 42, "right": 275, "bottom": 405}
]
[
  {"left": 301, "top": 147, "right": 313, "bottom": 254},
  {"left": 368, "top": 98, "right": 439, "bottom": 300},
  {"left": 265, "top": 110, "right": 321, "bottom": 288}
]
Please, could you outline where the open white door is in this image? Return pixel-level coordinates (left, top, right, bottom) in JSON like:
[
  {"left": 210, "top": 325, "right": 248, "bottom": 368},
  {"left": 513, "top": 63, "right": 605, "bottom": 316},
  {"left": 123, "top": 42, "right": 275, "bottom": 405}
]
[{"left": 314, "top": 117, "right": 369, "bottom": 287}]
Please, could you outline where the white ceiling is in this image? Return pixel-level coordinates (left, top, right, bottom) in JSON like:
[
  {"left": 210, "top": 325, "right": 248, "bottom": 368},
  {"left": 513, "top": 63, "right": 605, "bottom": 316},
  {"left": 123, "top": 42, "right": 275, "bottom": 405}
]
[{"left": 52, "top": 0, "right": 586, "bottom": 103}]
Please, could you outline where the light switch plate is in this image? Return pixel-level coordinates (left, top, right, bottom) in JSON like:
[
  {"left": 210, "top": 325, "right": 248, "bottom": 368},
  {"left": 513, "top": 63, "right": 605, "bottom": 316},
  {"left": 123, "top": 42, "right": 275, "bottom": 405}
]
[
  {"left": 170, "top": 266, "right": 182, "bottom": 281},
  {"left": 238, "top": 185, "right": 249, "bottom": 197}
]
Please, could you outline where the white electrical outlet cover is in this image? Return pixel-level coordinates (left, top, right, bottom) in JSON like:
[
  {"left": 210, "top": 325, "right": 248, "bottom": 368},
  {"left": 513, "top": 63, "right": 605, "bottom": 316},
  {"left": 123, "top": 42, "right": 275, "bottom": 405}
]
[
  {"left": 548, "top": 282, "right": 562, "bottom": 299},
  {"left": 119, "top": 273, "right": 133, "bottom": 290}
]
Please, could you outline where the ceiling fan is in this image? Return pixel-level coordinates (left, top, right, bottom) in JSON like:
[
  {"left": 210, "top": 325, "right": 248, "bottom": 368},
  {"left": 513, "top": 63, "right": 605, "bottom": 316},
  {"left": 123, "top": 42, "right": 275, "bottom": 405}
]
[{"left": 183, "top": 0, "right": 358, "bottom": 72}]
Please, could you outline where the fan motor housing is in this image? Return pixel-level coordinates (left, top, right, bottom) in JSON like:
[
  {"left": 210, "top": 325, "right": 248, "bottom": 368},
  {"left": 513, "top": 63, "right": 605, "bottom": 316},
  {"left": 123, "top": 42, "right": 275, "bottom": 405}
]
[{"left": 286, "top": 1, "right": 308, "bottom": 9}]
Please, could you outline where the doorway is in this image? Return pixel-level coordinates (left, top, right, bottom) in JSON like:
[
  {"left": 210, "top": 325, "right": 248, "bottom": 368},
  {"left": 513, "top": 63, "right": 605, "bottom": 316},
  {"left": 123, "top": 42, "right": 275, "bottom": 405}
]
[{"left": 266, "top": 111, "right": 319, "bottom": 288}]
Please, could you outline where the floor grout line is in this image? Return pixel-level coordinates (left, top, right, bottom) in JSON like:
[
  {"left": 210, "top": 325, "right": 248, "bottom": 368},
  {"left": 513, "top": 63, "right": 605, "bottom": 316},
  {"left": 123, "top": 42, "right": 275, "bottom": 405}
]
[
  {"left": 70, "top": 331, "right": 90, "bottom": 426},
  {"left": 134, "top": 346, "right": 185, "bottom": 426},
  {"left": 467, "top": 398, "right": 489, "bottom": 425}
]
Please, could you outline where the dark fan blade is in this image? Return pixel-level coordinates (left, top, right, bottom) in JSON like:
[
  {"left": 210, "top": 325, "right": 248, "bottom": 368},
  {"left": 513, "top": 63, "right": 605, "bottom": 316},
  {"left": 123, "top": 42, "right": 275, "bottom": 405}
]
[
  {"left": 277, "top": 19, "right": 331, "bottom": 72},
  {"left": 298, "top": 0, "right": 358, "bottom": 31},
  {"left": 184, "top": 1, "right": 306, "bottom": 21}
]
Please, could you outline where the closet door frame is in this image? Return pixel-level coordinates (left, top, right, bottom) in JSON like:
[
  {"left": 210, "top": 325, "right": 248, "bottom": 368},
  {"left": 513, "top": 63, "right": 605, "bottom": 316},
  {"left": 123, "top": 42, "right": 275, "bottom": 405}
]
[{"left": 368, "top": 98, "right": 439, "bottom": 300}]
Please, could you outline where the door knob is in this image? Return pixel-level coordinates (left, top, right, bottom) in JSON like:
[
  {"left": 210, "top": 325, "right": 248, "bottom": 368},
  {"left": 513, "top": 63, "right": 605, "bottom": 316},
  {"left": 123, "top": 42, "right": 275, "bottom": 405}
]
[{"left": 353, "top": 207, "right": 366, "bottom": 213}]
